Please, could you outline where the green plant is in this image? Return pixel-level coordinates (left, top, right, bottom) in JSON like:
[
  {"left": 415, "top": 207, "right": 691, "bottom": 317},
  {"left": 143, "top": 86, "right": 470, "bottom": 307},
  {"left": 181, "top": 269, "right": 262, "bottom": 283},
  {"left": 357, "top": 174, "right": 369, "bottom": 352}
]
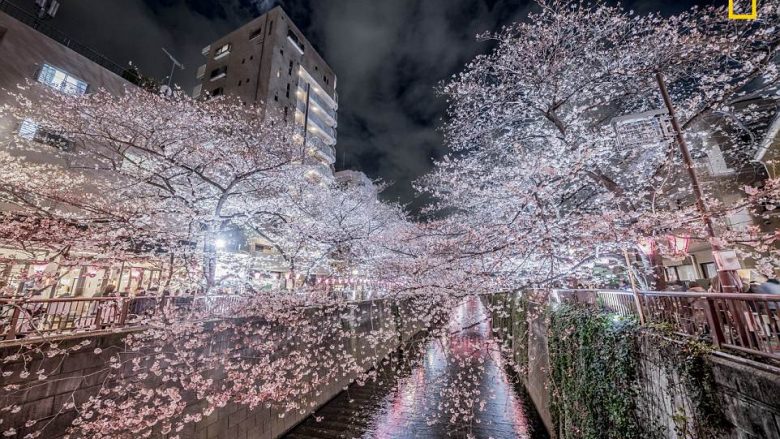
[
  {"left": 656, "top": 336, "right": 731, "bottom": 437},
  {"left": 548, "top": 304, "right": 641, "bottom": 439}
]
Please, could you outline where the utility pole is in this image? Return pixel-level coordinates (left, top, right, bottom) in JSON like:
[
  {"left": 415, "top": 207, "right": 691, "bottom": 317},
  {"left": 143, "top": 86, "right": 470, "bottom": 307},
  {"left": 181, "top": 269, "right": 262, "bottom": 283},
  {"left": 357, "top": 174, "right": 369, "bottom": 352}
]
[{"left": 655, "top": 72, "right": 740, "bottom": 293}]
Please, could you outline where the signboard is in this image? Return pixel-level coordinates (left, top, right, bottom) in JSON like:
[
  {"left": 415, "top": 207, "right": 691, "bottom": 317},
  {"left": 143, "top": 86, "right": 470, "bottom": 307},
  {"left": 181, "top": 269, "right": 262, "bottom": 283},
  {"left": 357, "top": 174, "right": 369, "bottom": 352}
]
[{"left": 713, "top": 250, "right": 741, "bottom": 271}]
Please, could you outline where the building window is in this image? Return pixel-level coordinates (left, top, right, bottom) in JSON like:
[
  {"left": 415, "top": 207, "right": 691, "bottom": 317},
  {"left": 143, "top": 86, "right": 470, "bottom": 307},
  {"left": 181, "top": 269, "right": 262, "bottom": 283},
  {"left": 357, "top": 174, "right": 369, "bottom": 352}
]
[
  {"left": 249, "top": 27, "right": 262, "bottom": 40},
  {"left": 268, "top": 20, "right": 273, "bottom": 35},
  {"left": 280, "top": 48, "right": 284, "bottom": 57},
  {"left": 209, "top": 66, "right": 227, "bottom": 81},
  {"left": 274, "top": 92, "right": 278, "bottom": 102},
  {"left": 288, "top": 60, "right": 293, "bottom": 76},
  {"left": 700, "top": 262, "right": 717, "bottom": 279},
  {"left": 287, "top": 30, "right": 304, "bottom": 54},
  {"left": 214, "top": 43, "right": 231, "bottom": 59},
  {"left": 283, "top": 107, "right": 288, "bottom": 121},
  {"left": 18, "top": 119, "right": 38, "bottom": 140},
  {"left": 323, "top": 75, "right": 328, "bottom": 85},
  {"left": 238, "top": 80, "right": 242, "bottom": 86},
  {"left": 210, "top": 87, "right": 224, "bottom": 97},
  {"left": 18, "top": 118, "right": 71, "bottom": 150},
  {"left": 37, "top": 64, "right": 88, "bottom": 95},
  {"left": 286, "top": 83, "right": 290, "bottom": 98},
  {"left": 241, "top": 58, "right": 246, "bottom": 64}
]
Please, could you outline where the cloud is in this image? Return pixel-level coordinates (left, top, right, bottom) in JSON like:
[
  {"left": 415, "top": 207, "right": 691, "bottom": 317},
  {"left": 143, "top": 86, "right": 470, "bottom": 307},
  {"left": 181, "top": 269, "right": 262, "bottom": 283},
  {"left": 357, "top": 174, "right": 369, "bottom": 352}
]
[
  {"left": 301, "top": 0, "right": 532, "bottom": 215},
  {"left": 41, "top": 0, "right": 532, "bottom": 215}
]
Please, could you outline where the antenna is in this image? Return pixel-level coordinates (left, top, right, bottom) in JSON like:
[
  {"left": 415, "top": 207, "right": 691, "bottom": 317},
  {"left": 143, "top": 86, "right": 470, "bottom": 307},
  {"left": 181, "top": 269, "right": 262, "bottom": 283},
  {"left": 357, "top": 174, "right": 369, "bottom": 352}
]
[{"left": 161, "top": 48, "right": 185, "bottom": 88}]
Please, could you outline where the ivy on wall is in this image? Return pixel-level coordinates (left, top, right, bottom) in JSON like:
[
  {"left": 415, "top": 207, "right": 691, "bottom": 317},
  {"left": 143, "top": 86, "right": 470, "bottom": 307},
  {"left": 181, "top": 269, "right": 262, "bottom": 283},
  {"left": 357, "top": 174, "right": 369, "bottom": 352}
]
[
  {"left": 649, "top": 325, "right": 732, "bottom": 438},
  {"left": 545, "top": 305, "right": 731, "bottom": 439},
  {"left": 548, "top": 304, "right": 641, "bottom": 439}
]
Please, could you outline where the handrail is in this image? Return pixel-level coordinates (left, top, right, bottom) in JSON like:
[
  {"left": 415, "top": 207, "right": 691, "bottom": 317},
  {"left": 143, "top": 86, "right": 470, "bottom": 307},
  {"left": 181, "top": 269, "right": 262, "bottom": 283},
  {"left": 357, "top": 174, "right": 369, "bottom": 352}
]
[
  {"left": 553, "top": 289, "right": 780, "bottom": 361},
  {"left": 0, "top": 0, "right": 128, "bottom": 78},
  {"left": 0, "top": 295, "right": 396, "bottom": 342}
]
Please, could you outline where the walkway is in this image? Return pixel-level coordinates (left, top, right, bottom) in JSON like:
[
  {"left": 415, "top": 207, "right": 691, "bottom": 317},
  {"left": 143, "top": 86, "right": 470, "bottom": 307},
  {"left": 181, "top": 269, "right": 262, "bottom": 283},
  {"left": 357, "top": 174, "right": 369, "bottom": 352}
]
[{"left": 285, "top": 297, "right": 548, "bottom": 439}]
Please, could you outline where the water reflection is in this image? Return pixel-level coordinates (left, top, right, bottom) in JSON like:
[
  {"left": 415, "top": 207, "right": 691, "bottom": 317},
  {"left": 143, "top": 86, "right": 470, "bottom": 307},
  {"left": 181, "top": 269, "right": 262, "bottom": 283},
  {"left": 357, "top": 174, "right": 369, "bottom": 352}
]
[
  {"left": 366, "top": 296, "right": 538, "bottom": 438},
  {"left": 285, "top": 297, "right": 547, "bottom": 439}
]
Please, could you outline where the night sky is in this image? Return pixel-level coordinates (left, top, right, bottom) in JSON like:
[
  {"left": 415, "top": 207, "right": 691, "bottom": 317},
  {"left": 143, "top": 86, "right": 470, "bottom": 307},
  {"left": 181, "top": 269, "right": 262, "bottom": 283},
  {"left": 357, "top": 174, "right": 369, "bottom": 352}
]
[{"left": 26, "top": 0, "right": 718, "bottom": 215}]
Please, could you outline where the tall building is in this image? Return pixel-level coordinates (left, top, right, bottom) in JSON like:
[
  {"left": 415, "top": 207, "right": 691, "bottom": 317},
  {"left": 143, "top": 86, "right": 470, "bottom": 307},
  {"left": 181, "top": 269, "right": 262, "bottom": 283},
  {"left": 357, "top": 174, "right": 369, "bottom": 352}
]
[{"left": 193, "top": 6, "right": 338, "bottom": 182}]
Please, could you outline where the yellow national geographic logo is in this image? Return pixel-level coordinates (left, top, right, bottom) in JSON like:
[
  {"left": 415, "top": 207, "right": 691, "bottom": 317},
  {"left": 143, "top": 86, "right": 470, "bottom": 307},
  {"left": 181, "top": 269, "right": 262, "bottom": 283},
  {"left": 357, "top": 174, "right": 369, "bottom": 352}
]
[{"left": 728, "top": 0, "right": 757, "bottom": 19}]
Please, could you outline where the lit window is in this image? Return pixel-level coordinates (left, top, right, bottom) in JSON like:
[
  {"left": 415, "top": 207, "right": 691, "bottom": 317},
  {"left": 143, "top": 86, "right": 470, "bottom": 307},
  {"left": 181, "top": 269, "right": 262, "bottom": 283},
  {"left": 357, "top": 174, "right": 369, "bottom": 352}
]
[
  {"left": 18, "top": 118, "right": 38, "bottom": 140},
  {"left": 37, "top": 64, "right": 88, "bottom": 95},
  {"left": 214, "top": 43, "right": 231, "bottom": 59},
  {"left": 18, "top": 118, "right": 71, "bottom": 150}
]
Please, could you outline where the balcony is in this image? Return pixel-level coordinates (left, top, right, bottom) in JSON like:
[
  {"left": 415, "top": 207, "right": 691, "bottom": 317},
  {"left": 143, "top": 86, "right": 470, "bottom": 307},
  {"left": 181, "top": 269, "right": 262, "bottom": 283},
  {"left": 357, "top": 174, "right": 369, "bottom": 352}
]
[
  {"left": 201, "top": 45, "right": 211, "bottom": 56},
  {"left": 296, "top": 84, "right": 337, "bottom": 122},
  {"left": 309, "top": 144, "right": 336, "bottom": 165},
  {"left": 304, "top": 163, "right": 333, "bottom": 183},
  {"left": 306, "top": 113, "right": 337, "bottom": 146},
  {"left": 196, "top": 64, "right": 206, "bottom": 79},
  {"left": 309, "top": 100, "right": 337, "bottom": 128},
  {"left": 192, "top": 84, "right": 202, "bottom": 99},
  {"left": 297, "top": 67, "right": 338, "bottom": 110}
]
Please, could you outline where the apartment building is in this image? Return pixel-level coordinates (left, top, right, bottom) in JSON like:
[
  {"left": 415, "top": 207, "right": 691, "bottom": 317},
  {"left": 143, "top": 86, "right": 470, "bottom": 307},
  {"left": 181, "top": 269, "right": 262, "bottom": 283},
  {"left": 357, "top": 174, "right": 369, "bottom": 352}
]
[
  {"left": 193, "top": 6, "right": 338, "bottom": 182},
  {"left": 612, "top": 96, "right": 780, "bottom": 286},
  {"left": 0, "top": 3, "right": 168, "bottom": 298}
]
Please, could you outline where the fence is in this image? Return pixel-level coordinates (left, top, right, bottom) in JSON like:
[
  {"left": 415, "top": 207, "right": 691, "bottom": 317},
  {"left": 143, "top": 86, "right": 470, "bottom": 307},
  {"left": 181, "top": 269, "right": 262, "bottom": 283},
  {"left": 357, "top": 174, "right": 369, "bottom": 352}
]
[
  {"left": 0, "top": 295, "right": 244, "bottom": 341},
  {"left": 553, "top": 289, "right": 780, "bottom": 361}
]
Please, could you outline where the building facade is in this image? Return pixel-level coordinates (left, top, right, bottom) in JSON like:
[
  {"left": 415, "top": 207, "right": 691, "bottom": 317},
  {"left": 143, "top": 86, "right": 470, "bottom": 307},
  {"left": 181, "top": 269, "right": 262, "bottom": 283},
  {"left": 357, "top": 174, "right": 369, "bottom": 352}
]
[
  {"left": 193, "top": 6, "right": 338, "bottom": 182},
  {"left": 0, "top": 4, "right": 167, "bottom": 298},
  {"left": 612, "top": 96, "right": 780, "bottom": 287}
]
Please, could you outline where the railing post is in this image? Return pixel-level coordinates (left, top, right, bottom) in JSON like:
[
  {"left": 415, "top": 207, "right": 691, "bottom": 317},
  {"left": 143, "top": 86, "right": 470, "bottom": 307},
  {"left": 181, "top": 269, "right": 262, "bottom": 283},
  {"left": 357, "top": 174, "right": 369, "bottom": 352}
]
[
  {"left": 94, "top": 302, "right": 103, "bottom": 328},
  {"left": 5, "top": 306, "right": 20, "bottom": 340},
  {"left": 704, "top": 298, "right": 725, "bottom": 349},
  {"left": 119, "top": 299, "right": 129, "bottom": 325}
]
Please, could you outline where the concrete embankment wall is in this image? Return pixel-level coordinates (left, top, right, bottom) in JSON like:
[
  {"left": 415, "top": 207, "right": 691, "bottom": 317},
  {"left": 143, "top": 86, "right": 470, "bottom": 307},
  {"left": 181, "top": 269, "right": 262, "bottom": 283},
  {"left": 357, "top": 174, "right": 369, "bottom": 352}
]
[
  {"left": 1, "top": 298, "right": 439, "bottom": 439},
  {"left": 486, "top": 292, "right": 780, "bottom": 439}
]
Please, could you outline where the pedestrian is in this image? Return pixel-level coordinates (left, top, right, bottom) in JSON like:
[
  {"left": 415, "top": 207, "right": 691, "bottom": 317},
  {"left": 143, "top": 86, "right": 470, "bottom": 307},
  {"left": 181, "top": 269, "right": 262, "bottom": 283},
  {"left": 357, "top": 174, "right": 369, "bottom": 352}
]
[{"left": 758, "top": 279, "right": 780, "bottom": 294}]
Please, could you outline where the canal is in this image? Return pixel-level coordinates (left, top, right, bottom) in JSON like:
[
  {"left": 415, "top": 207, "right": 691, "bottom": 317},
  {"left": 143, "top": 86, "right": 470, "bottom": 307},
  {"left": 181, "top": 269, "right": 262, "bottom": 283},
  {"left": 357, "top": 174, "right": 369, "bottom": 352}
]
[{"left": 284, "top": 297, "right": 549, "bottom": 439}]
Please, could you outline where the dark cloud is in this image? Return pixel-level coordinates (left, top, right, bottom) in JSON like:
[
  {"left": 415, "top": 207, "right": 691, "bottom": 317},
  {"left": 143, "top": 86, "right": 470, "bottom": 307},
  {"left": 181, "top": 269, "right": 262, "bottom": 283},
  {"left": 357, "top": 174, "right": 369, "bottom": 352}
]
[{"left": 30, "top": 0, "right": 717, "bottom": 217}]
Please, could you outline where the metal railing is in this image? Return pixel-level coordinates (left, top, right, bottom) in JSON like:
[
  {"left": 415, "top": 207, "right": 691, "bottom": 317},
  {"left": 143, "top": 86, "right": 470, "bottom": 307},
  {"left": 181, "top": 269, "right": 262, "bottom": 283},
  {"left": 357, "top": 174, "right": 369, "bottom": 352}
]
[
  {"left": 0, "top": 0, "right": 127, "bottom": 77},
  {"left": 555, "top": 289, "right": 780, "bottom": 361},
  {"left": 0, "top": 295, "right": 245, "bottom": 341}
]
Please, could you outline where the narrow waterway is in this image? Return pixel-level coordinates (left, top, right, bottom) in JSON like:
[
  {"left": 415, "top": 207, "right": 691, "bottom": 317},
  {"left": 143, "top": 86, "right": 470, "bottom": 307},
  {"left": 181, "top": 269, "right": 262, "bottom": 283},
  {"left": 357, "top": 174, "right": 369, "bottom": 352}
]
[{"left": 285, "top": 297, "right": 548, "bottom": 439}]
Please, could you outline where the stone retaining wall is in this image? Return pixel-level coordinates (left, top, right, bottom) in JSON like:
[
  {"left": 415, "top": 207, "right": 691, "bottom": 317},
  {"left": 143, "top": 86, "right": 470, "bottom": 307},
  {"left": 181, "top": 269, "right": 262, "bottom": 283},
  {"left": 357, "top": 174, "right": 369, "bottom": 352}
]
[
  {"left": 487, "top": 291, "right": 780, "bottom": 439},
  {"left": 0, "top": 298, "right": 438, "bottom": 439}
]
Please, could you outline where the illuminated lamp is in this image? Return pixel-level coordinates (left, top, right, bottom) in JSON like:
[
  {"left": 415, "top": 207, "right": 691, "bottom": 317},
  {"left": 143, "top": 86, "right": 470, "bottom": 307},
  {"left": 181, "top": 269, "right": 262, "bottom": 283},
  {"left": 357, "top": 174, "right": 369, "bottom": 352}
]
[{"left": 667, "top": 235, "right": 690, "bottom": 255}]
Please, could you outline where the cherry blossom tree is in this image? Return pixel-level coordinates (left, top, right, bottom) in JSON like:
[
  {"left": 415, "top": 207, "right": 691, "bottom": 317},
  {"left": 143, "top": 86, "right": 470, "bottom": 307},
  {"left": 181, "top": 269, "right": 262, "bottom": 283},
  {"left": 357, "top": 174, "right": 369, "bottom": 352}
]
[
  {"left": 1, "top": 87, "right": 306, "bottom": 291},
  {"left": 419, "top": 0, "right": 780, "bottom": 287}
]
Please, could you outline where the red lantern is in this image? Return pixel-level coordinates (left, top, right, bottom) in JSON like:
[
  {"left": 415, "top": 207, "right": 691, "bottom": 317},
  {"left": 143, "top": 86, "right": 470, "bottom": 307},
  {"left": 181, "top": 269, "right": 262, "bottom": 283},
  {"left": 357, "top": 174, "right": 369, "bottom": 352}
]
[{"left": 667, "top": 235, "right": 690, "bottom": 255}]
